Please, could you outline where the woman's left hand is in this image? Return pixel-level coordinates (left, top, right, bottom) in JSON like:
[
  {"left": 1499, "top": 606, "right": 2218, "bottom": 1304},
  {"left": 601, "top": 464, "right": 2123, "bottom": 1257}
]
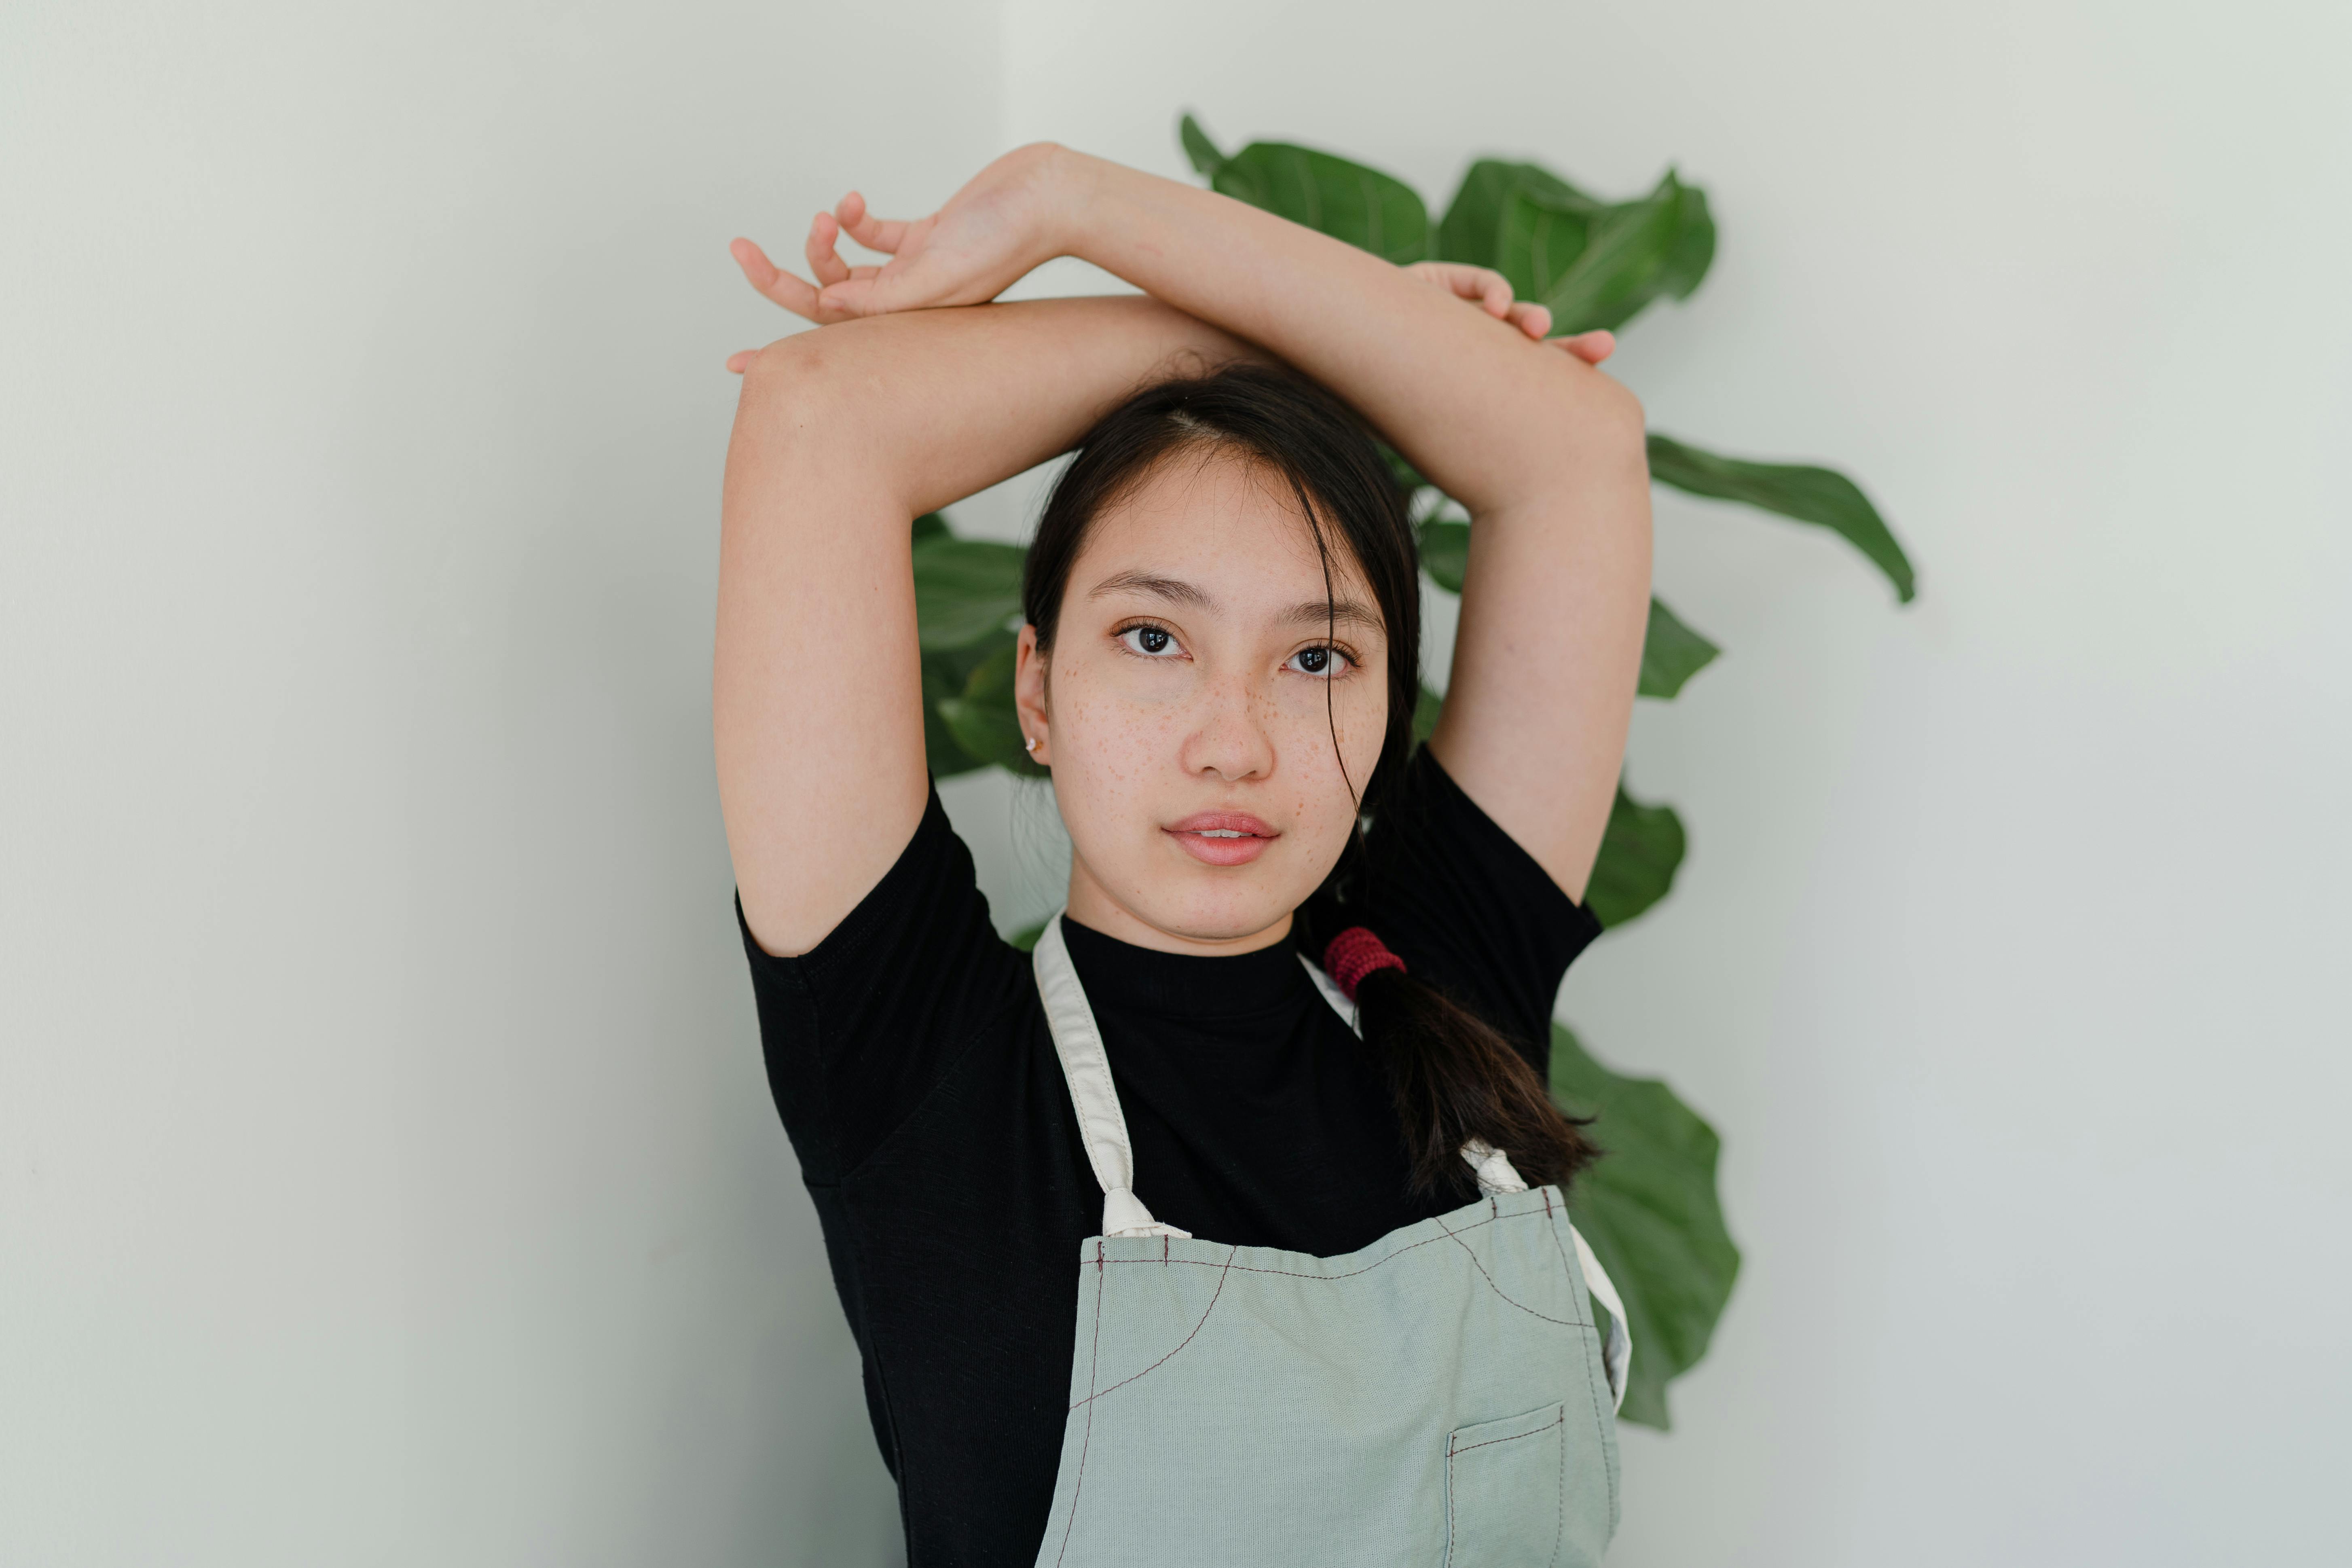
[
  {"left": 1403, "top": 261, "right": 1615, "bottom": 365},
  {"left": 725, "top": 146, "right": 1076, "bottom": 369}
]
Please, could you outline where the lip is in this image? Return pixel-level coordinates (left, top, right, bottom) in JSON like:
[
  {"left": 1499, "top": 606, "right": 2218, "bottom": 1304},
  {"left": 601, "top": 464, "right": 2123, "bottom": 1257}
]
[{"left": 1164, "top": 811, "right": 1280, "bottom": 867}]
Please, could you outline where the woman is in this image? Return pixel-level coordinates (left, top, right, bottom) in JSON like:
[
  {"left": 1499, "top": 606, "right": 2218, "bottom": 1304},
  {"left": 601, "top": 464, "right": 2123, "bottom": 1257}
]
[{"left": 717, "top": 143, "right": 1652, "bottom": 1567}]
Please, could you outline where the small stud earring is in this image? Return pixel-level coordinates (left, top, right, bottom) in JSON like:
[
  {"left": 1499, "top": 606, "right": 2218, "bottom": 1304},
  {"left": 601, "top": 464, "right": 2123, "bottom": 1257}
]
[{"left": 1024, "top": 736, "right": 1039, "bottom": 755}]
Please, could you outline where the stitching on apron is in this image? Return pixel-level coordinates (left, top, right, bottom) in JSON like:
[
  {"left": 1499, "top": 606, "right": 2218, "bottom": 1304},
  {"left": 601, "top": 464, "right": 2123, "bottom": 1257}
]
[
  {"left": 1066, "top": 1247, "right": 1239, "bottom": 1411},
  {"left": 1446, "top": 1430, "right": 1456, "bottom": 1567},
  {"left": 1071, "top": 1208, "right": 1579, "bottom": 1418},
  {"left": 1091, "top": 1208, "right": 1527, "bottom": 1280},
  {"left": 1541, "top": 1200, "right": 1619, "bottom": 1524},
  {"left": 1433, "top": 1211, "right": 1587, "bottom": 1327},
  {"left": 1550, "top": 1393, "right": 1566, "bottom": 1568},
  {"left": 1052, "top": 1240, "right": 1110, "bottom": 1567},
  {"left": 1091, "top": 1209, "right": 1584, "bottom": 1331},
  {"left": 1443, "top": 1410, "right": 1567, "bottom": 1568},
  {"left": 1446, "top": 1408, "right": 1562, "bottom": 1457}
]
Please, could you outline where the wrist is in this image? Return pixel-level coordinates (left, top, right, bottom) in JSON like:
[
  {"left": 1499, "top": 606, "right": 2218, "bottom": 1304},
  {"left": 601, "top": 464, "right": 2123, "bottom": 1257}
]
[{"left": 1030, "top": 144, "right": 1117, "bottom": 263}]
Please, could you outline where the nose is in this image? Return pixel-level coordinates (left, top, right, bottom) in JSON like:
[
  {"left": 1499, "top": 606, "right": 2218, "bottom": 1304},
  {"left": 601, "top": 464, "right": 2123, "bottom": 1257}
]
[{"left": 1178, "top": 671, "right": 1275, "bottom": 783}]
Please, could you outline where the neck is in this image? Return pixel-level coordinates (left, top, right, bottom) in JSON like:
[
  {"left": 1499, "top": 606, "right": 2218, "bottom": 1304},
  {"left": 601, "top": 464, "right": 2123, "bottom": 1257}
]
[{"left": 1062, "top": 860, "right": 1294, "bottom": 958}]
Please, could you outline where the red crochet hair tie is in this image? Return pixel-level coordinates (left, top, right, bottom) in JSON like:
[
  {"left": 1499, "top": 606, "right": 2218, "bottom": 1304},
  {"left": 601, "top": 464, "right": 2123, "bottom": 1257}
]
[{"left": 1323, "top": 927, "right": 1406, "bottom": 1001}]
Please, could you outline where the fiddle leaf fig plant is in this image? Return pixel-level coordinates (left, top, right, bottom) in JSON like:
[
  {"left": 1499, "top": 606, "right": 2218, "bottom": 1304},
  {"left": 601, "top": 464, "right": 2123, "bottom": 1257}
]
[{"left": 908, "top": 115, "right": 1917, "bottom": 1429}]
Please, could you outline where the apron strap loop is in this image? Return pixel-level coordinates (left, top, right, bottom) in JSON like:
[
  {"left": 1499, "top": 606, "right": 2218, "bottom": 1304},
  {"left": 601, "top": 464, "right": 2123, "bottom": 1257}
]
[
  {"left": 1102, "top": 1186, "right": 1191, "bottom": 1240},
  {"left": 1459, "top": 1137, "right": 1528, "bottom": 1195}
]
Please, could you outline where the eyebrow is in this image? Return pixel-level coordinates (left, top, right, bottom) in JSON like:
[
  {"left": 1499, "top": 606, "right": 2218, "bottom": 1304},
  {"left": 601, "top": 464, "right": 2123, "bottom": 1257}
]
[
  {"left": 1087, "top": 570, "right": 1212, "bottom": 609},
  {"left": 1088, "top": 571, "right": 1383, "bottom": 637},
  {"left": 1278, "top": 598, "right": 1383, "bottom": 633}
]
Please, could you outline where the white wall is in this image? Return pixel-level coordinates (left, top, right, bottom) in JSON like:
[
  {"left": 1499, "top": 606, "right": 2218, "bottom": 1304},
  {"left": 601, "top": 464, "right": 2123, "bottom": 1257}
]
[
  {"left": 0, "top": 4, "right": 996, "bottom": 1563},
  {"left": 7, "top": 2, "right": 2348, "bottom": 1564},
  {"left": 1001, "top": 2, "right": 2352, "bottom": 1563}
]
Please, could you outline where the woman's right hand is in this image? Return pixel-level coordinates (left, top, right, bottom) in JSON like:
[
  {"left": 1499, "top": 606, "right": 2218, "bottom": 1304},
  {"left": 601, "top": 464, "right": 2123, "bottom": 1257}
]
[
  {"left": 726, "top": 144, "right": 1074, "bottom": 368},
  {"left": 1404, "top": 261, "right": 1617, "bottom": 366}
]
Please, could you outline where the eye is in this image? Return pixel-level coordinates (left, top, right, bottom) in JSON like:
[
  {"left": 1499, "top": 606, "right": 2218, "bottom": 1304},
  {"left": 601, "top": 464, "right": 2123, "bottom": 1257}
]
[
  {"left": 1117, "top": 623, "right": 1182, "bottom": 658},
  {"left": 1286, "top": 644, "right": 1352, "bottom": 679}
]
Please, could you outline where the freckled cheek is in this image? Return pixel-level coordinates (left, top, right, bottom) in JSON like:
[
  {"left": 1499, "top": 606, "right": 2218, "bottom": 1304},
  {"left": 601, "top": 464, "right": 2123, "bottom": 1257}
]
[
  {"left": 1053, "top": 679, "right": 1191, "bottom": 799},
  {"left": 1267, "top": 710, "right": 1376, "bottom": 841},
  {"left": 1275, "top": 686, "right": 1386, "bottom": 773}
]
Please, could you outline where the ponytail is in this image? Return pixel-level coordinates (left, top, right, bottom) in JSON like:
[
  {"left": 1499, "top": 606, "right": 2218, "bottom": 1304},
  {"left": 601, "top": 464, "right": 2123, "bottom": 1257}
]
[{"left": 1323, "top": 928, "right": 1597, "bottom": 1199}]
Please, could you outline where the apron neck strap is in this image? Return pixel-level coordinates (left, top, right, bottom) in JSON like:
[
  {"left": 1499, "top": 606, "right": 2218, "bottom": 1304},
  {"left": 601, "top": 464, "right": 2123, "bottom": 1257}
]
[{"left": 1032, "top": 915, "right": 1190, "bottom": 1240}]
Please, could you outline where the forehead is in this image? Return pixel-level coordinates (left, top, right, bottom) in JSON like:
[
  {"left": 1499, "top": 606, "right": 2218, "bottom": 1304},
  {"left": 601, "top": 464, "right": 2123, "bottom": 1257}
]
[{"left": 1070, "top": 446, "right": 1374, "bottom": 606}]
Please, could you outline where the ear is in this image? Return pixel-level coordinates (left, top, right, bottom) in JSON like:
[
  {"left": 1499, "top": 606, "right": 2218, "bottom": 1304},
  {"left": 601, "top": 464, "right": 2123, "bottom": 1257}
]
[{"left": 1014, "top": 624, "right": 1052, "bottom": 768}]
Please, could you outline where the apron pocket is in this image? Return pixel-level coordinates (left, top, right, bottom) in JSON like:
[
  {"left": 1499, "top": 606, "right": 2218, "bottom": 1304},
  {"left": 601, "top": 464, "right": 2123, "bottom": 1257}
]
[{"left": 1444, "top": 1402, "right": 1565, "bottom": 1568}]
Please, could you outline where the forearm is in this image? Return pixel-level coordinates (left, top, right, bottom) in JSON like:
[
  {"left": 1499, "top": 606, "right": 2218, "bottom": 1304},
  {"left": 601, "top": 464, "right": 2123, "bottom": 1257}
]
[
  {"left": 1049, "top": 150, "right": 1644, "bottom": 514},
  {"left": 736, "top": 295, "right": 1253, "bottom": 518}
]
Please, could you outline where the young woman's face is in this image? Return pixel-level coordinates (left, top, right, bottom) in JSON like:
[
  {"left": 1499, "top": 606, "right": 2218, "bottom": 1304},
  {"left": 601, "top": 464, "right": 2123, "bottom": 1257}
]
[{"left": 1015, "top": 448, "right": 1391, "bottom": 954}]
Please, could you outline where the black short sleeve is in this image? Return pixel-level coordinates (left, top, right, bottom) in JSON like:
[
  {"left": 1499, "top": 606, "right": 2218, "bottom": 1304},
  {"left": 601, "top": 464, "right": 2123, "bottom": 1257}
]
[
  {"left": 1313, "top": 748, "right": 1603, "bottom": 1073},
  {"left": 736, "top": 787, "right": 1029, "bottom": 1183}
]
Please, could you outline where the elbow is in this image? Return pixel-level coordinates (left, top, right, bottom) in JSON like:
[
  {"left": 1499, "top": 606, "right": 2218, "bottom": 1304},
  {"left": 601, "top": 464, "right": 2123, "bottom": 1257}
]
[
  {"left": 733, "top": 330, "right": 877, "bottom": 469},
  {"left": 736, "top": 330, "right": 836, "bottom": 423},
  {"left": 1543, "top": 371, "right": 1647, "bottom": 482},
  {"left": 1581, "top": 373, "right": 1648, "bottom": 454}
]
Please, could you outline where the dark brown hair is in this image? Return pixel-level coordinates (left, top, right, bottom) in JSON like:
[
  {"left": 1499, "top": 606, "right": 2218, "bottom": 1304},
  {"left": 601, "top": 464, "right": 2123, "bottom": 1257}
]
[{"left": 1024, "top": 364, "right": 1595, "bottom": 1198}]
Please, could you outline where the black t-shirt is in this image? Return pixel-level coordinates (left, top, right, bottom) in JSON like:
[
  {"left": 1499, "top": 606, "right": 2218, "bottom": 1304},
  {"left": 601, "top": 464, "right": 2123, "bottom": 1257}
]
[{"left": 737, "top": 750, "right": 1601, "bottom": 1567}]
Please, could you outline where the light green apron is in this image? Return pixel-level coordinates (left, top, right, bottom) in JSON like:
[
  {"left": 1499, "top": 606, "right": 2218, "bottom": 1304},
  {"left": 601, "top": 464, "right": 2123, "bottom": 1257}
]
[{"left": 1029, "top": 915, "right": 1629, "bottom": 1568}]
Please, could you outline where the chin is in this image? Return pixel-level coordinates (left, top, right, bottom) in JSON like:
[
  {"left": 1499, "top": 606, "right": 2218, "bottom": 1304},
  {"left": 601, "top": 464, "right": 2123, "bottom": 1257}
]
[{"left": 1134, "top": 863, "right": 1312, "bottom": 945}]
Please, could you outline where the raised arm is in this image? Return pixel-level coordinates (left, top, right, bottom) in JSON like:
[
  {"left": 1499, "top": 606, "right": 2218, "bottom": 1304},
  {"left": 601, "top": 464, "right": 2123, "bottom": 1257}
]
[
  {"left": 813, "top": 146, "right": 1652, "bottom": 899},
  {"left": 717, "top": 297, "right": 1251, "bottom": 956}
]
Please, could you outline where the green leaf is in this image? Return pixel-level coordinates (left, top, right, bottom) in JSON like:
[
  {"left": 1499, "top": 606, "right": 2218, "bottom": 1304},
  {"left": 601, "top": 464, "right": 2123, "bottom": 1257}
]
[
  {"left": 1436, "top": 161, "right": 1518, "bottom": 269},
  {"left": 1379, "top": 442, "right": 1428, "bottom": 496},
  {"left": 1178, "top": 112, "right": 1228, "bottom": 178},
  {"left": 1656, "top": 181, "right": 1717, "bottom": 303},
  {"left": 918, "top": 628, "right": 1014, "bottom": 778},
  {"left": 1538, "top": 169, "right": 1715, "bottom": 335},
  {"left": 919, "top": 651, "right": 988, "bottom": 778},
  {"left": 935, "top": 638, "right": 1047, "bottom": 778},
  {"left": 912, "top": 535, "right": 1029, "bottom": 650},
  {"left": 1553, "top": 1022, "right": 1741, "bottom": 1430},
  {"left": 1205, "top": 141, "right": 1430, "bottom": 265},
  {"left": 1438, "top": 159, "right": 1603, "bottom": 271},
  {"left": 1413, "top": 682, "right": 1445, "bottom": 746},
  {"left": 1496, "top": 189, "right": 1596, "bottom": 308},
  {"left": 1646, "top": 432, "right": 1916, "bottom": 602},
  {"left": 1585, "top": 781, "right": 1685, "bottom": 929},
  {"left": 1639, "top": 597, "right": 1721, "bottom": 700},
  {"left": 1417, "top": 516, "right": 1469, "bottom": 594},
  {"left": 912, "top": 510, "right": 951, "bottom": 544}
]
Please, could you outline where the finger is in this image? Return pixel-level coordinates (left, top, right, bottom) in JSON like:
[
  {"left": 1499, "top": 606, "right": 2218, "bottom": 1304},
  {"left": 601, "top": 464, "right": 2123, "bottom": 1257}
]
[
  {"left": 819, "top": 264, "right": 937, "bottom": 318},
  {"left": 1507, "top": 301, "right": 1553, "bottom": 339},
  {"left": 804, "top": 211, "right": 850, "bottom": 287},
  {"left": 1552, "top": 329, "right": 1617, "bottom": 365},
  {"left": 1421, "top": 262, "right": 1513, "bottom": 317},
  {"left": 835, "top": 190, "right": 909, "bottom": 256},
  {"left": 729, "top": 237, "right": 830, "bottom": 322},
  {"left": 726, "top": 349, "right": 757, "bottom": 374},
  {"left": 817, "top": 276, "right": 879, "bottom": 316}
]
